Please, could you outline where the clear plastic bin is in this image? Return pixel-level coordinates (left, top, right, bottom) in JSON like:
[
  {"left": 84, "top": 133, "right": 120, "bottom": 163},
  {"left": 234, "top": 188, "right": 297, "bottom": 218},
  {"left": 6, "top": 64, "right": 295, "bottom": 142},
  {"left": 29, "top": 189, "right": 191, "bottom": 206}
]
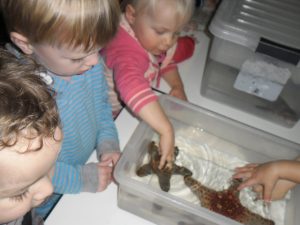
[{"left": 114, "top": 95, "right": 300, "bottom": 225}]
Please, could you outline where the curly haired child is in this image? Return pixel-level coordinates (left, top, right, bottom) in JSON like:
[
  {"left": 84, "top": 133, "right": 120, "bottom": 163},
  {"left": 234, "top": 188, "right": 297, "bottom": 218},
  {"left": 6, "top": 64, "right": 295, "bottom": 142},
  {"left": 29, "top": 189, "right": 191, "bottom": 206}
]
[{"left": 0, "top": 48, "right": 62, "bottom": 225}]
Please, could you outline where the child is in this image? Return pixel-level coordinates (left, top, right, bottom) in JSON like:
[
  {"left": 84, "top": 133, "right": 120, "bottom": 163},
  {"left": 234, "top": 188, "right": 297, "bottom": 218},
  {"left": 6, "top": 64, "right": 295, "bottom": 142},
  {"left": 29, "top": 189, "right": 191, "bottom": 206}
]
[
  {"left": 0, "top": 48, "right": 62, "bottom": 225},
  {"left": 0, "top": 0, "right": 121, "bottom": 218},
  {"left": 102, "top": 0, "right": 195, "bottom": 169},
  {"left": 233, "top": 156, "right": 300, "bottom": 202}
]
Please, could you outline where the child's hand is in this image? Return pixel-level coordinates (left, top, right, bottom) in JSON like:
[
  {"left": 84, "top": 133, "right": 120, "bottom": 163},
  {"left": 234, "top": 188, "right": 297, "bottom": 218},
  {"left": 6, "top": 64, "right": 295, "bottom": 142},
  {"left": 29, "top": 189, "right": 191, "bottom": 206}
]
[
  {"left": 233, "top": 163, "right": 277, "bottom": 201},
  {"left": 234, "top": 161, "right": 298, "bottom": 201},
  {"left": 233, "top": 163, "right": 280, "bottom": 202},
  {"left": 169, "top": 85, "right": 187, "bottom": 101},
  {"left": 265, "top": 179, "right": 296, "bottom": 200},
  {"left": 100, "top": 151, "right": 121, "bottom": 168},
  {"left": 137, "top": 101, "right": 174, "bottom": 169},
  {"left": 158, "top": 133, "right": 175, "bottom": 169},
  {"left": 96, "top": 159, "right": 113, "bottom": 192}
]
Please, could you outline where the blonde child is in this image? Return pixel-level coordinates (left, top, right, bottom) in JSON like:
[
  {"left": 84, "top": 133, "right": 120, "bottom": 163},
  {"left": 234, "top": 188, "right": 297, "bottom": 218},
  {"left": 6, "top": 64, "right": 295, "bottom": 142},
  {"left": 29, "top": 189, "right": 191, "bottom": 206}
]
[
  {"left": 0, "top": 0, "right": 121, "bottom": 218},
  {"left": 0, "top": 48, "right": 62, "bottom": 225},
  {"left": 102, "top": 0, "right": 195, "bottom": 169},
  {"left": 233, "top": 156, "right": 300, "bottom": 202}
]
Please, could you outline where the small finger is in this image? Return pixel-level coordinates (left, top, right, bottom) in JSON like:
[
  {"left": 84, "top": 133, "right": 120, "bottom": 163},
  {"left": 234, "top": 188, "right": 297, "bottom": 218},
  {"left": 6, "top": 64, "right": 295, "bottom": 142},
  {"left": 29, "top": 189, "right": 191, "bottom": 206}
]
[
  {"left": 239, "top": 163, "right": 258, "bottom": 169},
  {"left": 252, "top": 184, "right": 263, "bottom": 193},
  {"left": 232, "top": 171, "right": 253, "bottom": 180},
  {"left": 246, "top": 163, "right": 259, "bottom": 168},
  {"left": 263, "top": 184, "right": 273, "bottom": 202},
  {"left": 99, "top": 159, "right": 113, "bottom": 167},
  {"left": 237, "top": 178, "right": 257, "bottom": 190},
  {"left": 158, "top": 156, "right": 167, "bottom": 170},
  {"left": 99, "top": 175, "right": 112, "bottom": 191},
  {"left": 234, "top": 168, "right": 251, "bottom": 175}
]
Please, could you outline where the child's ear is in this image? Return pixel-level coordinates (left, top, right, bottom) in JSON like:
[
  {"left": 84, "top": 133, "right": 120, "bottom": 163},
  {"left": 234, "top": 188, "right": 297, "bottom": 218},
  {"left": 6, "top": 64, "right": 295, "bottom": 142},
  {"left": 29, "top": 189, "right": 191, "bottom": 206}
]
[
  {"left": 124, "top": 4, "right": 136, "bottom": 25},
  {"left": 10, "top": 32, "right": 33, "bottom": 55}
]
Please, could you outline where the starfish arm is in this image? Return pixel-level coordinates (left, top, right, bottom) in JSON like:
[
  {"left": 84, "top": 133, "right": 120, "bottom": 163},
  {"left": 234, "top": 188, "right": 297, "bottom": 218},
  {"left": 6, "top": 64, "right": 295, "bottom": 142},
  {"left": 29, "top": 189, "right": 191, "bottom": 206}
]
[
  {"left": 173, "top": 165, "right": 193, "bottom": 176},
  {"left": 136, "top": 164, "right": 153, "bottom": 176},
  {"left": 184, "top": 177, "right": 275, "bottom": 225},
  {"left": 158, "top": 172, "right": 172, "bottom": 192},
  {"left": 241, "top": 208, "right": 275, "bottom": 225}
]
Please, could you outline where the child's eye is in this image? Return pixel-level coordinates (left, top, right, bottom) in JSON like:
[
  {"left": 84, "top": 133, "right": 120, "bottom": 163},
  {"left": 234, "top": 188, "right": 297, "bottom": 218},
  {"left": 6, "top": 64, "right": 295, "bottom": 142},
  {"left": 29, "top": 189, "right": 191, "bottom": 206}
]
[
  {"left": 154, "top": 29, "right": 165, "bottom": 35},
  {"left": 10, "top": 191, "right": 29, "bottom": 202},
  {"left": 71, "top": 58, "right": 84, "bottom": 63}
]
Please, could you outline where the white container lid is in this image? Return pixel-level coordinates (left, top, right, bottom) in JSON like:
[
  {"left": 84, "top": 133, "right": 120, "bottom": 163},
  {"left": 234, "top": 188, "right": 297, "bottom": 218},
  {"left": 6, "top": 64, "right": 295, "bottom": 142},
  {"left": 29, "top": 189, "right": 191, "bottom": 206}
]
[{"left": 209, "top": 0, "right": 300, "bottom": 50}]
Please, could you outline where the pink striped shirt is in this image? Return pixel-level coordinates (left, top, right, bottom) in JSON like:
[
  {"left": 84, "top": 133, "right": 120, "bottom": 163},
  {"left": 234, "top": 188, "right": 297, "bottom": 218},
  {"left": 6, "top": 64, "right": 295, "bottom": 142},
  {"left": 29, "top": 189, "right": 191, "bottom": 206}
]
[{"left": 102, "top": 15, "right": 194, "bottom": 114}]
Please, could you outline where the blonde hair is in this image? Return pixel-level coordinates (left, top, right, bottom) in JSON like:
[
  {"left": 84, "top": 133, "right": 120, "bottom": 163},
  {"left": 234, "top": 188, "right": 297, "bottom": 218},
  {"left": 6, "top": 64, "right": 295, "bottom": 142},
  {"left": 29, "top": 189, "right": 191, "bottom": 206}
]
[
  {"left": 0, "top": 48, "right": 61, "bottom": 150},
  {"left": 121, "top": 0, "right": 195, "bottom": 26},
  {"left": 1, "top": 0, "right": 120, "bottom": 51}
]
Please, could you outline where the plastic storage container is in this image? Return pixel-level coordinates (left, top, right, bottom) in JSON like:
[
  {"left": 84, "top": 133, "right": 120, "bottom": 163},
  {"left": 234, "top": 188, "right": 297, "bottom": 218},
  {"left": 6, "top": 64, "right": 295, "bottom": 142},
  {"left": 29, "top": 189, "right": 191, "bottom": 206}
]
[
  {"left": 198, "top": 0, "right": 300, "bottom": 144},
  {"left": 114, "top": 95, "right": 300, "bottom": 225},
  {"left": 209, "top": 0, "right": 300, "bottom": 72}
]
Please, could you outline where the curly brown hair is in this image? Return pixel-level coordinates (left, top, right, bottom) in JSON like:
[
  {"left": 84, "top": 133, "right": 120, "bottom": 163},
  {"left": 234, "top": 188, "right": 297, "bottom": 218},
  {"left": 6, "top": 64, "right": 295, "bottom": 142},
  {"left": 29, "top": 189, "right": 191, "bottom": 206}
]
[{"left": 0, "top": 48, "right": 61, "bottom": 150}]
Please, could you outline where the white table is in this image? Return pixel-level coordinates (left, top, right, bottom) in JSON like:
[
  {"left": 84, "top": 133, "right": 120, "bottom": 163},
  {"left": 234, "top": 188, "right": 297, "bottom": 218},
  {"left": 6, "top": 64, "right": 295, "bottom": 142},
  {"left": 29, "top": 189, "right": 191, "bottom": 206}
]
[{"left": 46, "top": 31, "right": 210, "bottom": 225}]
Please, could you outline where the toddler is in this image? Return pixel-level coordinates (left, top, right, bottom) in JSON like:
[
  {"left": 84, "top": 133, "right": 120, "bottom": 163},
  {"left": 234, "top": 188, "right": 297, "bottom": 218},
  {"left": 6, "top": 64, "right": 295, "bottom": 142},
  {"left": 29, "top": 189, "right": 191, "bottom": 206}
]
[
  {"left": 1, "top": 0, "right": 121, "bottom": 218},
  {"left": 233, "top": 156, "right": 300, "bottom": 202},
  {"left": 0, "top": 48, "right": 62, "bottom": 225},
  {"left": 102, "top": 0, "right": 195, "bottom": 169}
]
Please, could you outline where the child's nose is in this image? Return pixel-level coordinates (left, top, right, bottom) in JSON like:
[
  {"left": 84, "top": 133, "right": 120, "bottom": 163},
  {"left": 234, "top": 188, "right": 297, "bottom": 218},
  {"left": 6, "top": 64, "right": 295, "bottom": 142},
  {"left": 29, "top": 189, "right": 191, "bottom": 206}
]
[
  {"left": 163, "top": 35, "right": 175, "bottom": 49},
  {"left": 32, "top": 176, "right": 54, "bottom": 202},
  {"left": 85, "top": 52, "right": 99, "bottom": 67}
]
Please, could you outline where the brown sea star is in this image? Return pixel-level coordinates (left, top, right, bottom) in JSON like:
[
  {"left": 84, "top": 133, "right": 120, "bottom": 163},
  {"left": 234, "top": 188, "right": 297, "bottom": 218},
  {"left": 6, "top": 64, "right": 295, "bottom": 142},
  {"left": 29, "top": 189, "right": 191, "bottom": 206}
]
[
  {"left": 136, "top": 141, "right": 193, "bottom": 192},
  {"left": 184, "top": 176, "right": 275, "bottom": 225}
]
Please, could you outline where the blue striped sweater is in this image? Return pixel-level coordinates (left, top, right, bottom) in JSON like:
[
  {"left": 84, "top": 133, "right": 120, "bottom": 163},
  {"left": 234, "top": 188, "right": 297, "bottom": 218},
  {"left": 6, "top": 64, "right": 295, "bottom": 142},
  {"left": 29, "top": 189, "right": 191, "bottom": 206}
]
[{"left": 36, "top": 60, "right": 120, "bottom": 217}]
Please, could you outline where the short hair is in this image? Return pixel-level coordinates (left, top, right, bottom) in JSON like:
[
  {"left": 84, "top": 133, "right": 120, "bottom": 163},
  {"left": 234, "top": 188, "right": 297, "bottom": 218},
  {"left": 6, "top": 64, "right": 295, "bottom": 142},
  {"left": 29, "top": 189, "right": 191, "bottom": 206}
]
[
  {"left": 121, "top": 0, "right": 195, "bottom": 25},
  {"left": 0, "top": 0, "right": 120, "bottom": 51},
  {"left": 0, "top": 48, "right": 61, "bottom": 150}
]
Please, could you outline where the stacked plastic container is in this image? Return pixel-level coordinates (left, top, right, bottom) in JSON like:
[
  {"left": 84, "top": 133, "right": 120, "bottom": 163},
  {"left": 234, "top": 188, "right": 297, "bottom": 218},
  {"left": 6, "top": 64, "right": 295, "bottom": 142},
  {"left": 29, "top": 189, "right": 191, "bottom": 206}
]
[
  {"left": 199, "top": 0, "right": 300, "bottom": 144},
  {"left": 209, "top": 0, "right": 300, "bottom": 70}
]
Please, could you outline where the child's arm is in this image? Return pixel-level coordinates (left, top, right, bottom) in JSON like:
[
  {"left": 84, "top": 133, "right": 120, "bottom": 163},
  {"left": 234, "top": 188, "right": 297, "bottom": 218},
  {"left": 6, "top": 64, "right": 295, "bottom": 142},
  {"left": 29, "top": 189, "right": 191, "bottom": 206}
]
[
  {"left": 160, "top": 36, "right": 195, "bottom": 101},
  {"left": 52, "top": 160, "right": 116, "bottom": 193},
  {"left": 94, "top": 63, "right": 121, "bottom": 190},
  {"left": 233, "top": 159, "right": 300, "bottom": 201},
  {"left": 103, "top": 28, "right": 177, "bottom": 168},
  {"left": 138, "top": 100, "right": 175, "bottom": 169},
  {"left": 52, "top": 162, "right": 97, "bottom": 193},
  {"left": 162, "top": 67, "right": 187, "bottom": 101},
  {"left": 95, "top": 65, "right": 121, "bottom": 166}
]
